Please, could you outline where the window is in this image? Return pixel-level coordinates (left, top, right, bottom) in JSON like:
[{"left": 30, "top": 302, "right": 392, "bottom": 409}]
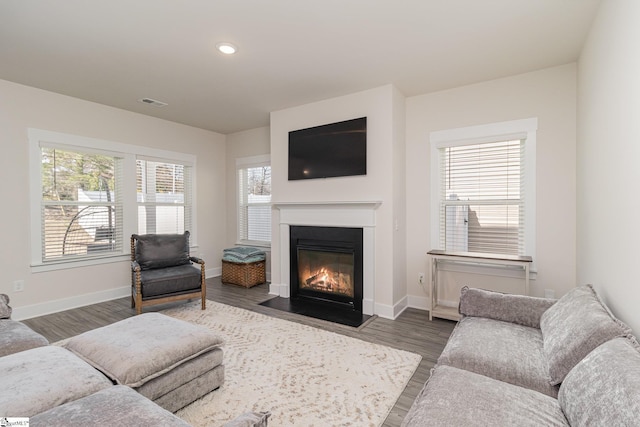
[
  {"left": 137, "top": 159, "right": 192, "bottom": 235},
  {"left": 431, "top": 118, "right": 537, "bottom": 258},
  {"left": 40, "top": 146, "right": 123, "bottom": 262},
  {"left": 237, "top": 155, "right": 271, "bottom": 246},
  {"left": 29, "top": 129, "right": 197, "bottom": 270}
]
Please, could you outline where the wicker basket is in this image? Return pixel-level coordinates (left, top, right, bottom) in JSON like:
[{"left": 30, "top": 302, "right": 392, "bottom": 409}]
[{"left": 221, "top": 259, "right": 266, "bottom": 288}]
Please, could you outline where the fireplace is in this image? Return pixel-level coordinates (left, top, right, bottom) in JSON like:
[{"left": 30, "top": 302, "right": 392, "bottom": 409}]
[{"left": 289, "top": 225, "right": 363, "bottom": 313}]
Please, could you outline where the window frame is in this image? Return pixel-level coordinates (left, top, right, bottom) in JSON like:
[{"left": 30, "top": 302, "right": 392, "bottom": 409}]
[
  {"left": 430, "top": 118, "right": 537, "bottom": 268},
  {"left": 236, "top": 154, "right": 271, "bottom": 248},
  {"left": 29, "top": 129, "right": 197, "bottom": 272}
]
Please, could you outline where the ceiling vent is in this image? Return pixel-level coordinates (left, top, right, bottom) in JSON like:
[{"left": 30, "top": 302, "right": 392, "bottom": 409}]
[{"left": 138, "top": 98, "right": 168, "bottom": 107}]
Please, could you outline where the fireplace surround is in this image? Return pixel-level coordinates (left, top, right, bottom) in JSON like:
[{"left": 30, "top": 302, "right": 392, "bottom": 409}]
[{"left": 271, "top": 201, "right": 380, "bottom": 317}]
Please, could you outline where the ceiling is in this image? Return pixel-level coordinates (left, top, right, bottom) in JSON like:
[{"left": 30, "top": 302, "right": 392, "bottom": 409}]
[{"left": 0, "top": 0, "right": 601, "bottom": 135}]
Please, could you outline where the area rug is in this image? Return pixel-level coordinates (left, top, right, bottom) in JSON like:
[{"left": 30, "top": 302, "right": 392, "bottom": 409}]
[{"left": 161, "top": 301, "right": 421, "bottom": 427}]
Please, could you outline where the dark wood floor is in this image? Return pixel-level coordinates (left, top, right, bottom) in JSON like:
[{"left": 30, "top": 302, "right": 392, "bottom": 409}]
[{"left": 23, "top": 277, "right": 456, "bottom": 427}]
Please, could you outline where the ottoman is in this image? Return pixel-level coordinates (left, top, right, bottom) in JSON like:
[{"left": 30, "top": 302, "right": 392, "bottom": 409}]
[
  {"left": 222, "top": 246, "right": 266, "bottom": 288},
  {"left": 63, "top": 312, "right": 225, "bottom": 412}
]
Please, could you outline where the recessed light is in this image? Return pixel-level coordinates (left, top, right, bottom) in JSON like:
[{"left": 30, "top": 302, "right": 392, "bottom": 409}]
[{"left": 216, "top": 42, "right": 238, "bottom": 55}]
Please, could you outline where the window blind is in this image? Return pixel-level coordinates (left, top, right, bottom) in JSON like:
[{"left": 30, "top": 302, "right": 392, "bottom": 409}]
[
  {"left": 41, "top": 147, "right": 123, "bottom": 261},
  {"left": 238, "top": 164, "right": 271, "bottom": 244},
  {"left": 439, "top": 139, "right": 525, "bottom": 256},
  {"left": 137, "top": 159, "right": 192, "bottom": 235}
]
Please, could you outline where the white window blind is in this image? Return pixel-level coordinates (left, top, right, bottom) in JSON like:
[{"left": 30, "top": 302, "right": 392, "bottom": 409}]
[
  {"left": 40, "top": 146, "right": 123, "bottom": 262},
  {"left": 438, "top": 139, "right": 525, "bottom": 256},
  {"left": 137, "top": 159, "right": 192, "bottom": 235},
  {"left": 237, "top": 159, "right": 271, "bottom": 245}
]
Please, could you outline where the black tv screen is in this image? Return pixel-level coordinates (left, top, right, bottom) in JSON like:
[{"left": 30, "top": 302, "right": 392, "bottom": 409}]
[{"left": 288, "top": 117, "right": 367, "bottom": 180}]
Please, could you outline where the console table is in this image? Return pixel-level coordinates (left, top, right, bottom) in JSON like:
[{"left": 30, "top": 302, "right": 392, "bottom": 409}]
[{"left": 427, "top": 250, "right": 533, "bottom": 321}]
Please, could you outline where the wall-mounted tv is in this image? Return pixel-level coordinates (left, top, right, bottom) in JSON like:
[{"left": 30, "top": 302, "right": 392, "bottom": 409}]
[{"left": 288, "top": 117, "right": 367, "bottom": 181}]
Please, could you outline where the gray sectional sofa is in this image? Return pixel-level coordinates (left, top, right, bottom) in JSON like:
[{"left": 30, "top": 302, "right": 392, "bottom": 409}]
[
  {"left": 0, "top": 294, "right": 270, "bottom": 426},
  {"left": 402, "top": 285, "right": 640, "bottom": 426}
]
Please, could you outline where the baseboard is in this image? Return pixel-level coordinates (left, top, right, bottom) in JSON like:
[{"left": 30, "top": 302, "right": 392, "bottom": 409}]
[
  {"left": 407, "top": 295, "right": 430, "bottom": 311},
  {"left": 12, "top": 286, "right": 130, "bottom": 321},
  {"left": 206, "top": 266, "right": 222, "bottom": 278},
  {"left": 374, "top": 297, "right": 408, "bottom": 320}
]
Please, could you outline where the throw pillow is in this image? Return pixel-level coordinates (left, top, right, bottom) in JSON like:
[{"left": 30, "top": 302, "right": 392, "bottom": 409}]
[
  {"left": 539, "top": 284, "right": 632, "bottom": 385},
  {"left": 0, "top": 293, "right": 12, "bottom": 319},
  {"left": 458, "top": 286, "right": 556, "bottom": 328}
]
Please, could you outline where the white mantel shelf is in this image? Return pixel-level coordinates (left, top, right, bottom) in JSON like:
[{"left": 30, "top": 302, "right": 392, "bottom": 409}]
[{"left": 273, "top": 201, "right": 382, "bottom": 209}]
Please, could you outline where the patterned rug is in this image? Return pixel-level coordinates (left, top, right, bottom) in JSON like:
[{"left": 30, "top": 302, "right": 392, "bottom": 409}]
[{"left": 162, "top": 301, "right": 421, "bottom": 427}]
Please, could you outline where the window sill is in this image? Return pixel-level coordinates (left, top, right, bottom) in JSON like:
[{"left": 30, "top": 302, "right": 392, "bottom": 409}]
[{"left": 31, "top": 254, "right": 130, "bottom": 273}]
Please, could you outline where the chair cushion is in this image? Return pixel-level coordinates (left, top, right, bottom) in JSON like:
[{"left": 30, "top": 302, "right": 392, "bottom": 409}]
[
  {"left": 558, "top": 337, "right": 640, "bottom": 426},
  {"left": 539, "top": 284, "right": 632, "bottom": 385},
  {"left": 139, "top": 264, "right": 202, "bottom": 299},
  {"left": 134, "top": 231, "right": 191, "bottom": 270}
]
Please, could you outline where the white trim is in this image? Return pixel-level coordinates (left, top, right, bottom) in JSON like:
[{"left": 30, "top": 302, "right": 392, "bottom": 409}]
[
  {"left": 430, "top": 118, "right": 537, "bottom": 266},
  {"left": 28, "top": 128, "right": 198, "bottom": 270},
  {"left": 273, "top": 202, "right": 381, "bottom": 316},
  {"left": 235, "top": 154, "right": 270, "bottom": 167}
]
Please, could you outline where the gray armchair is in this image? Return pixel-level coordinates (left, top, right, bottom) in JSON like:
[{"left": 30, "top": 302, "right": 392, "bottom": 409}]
[{"left": 130, "top": 231, "right": 206, "bottom": 315}]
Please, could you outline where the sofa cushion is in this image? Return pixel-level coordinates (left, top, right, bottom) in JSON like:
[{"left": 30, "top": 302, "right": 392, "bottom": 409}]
[
  {"left": 459, "top": 286, "right": 556, "bottom": 328},
  {"left": 134, "top": 231, "right": 191, "bottom": 270},
  {"left": 558, "top": 337, "right": 640, "bottom": 426},
  {"left": 64, "top": 313, "right": 223, "bottom": 388},
  {"left": 437, "top": 316, "right": 558, "bottom": 397},
  {"left": 401, "top": 365, "right": 569, "bottom": 427},
  {"left": 223, "top": 411, "right": 272, "bottom": 427},
  {"left": 0, "top": 293, "right": 12, "bottom": 319},
  {"left": 0, "top": 320, "right": 49, "bottom": 357},
  {"left": 539, "top": 284, "right": 632, "bottom": 385},
  {"left": 0, "top": 346, "right": 113, "bottom": 417},
  {"left": 31, "top": 385, "right": 192, "bottom": 427}
]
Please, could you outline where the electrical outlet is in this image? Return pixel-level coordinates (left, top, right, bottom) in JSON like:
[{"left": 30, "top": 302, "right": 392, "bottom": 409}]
[
  {"left": 418, "top": 273, "right": 425, "bottom": 284},
  {"left": 13, "top": 280, "right": 24, "bottom": 292}
]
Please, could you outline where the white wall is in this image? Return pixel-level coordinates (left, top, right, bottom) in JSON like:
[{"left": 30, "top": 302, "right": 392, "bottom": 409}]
[
  {"left": 270, "top": 85, "right": 406, "bottom": 315},
  {"left": 577, "top": 0, "right": 640, "bottom": 334},
  {"left": 225, "top": 126, "right": 271, "bottom": 276},
  {"left": 405, "top": 64, "right": 578, "bottom": 307},
  {"left": 0, "top": 79, "right": 227, "bottom": 319}
]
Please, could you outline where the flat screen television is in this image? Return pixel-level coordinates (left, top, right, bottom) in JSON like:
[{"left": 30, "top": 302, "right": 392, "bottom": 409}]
[{"left": 288, "top": 117, "right": 367, "bottom": 180}]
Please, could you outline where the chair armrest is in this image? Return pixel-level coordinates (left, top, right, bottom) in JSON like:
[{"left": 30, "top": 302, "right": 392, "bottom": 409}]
[
  {"left": 458, "top": 286, "right": 556, "bottom": 329},
  {"left": 190, "top": 257, "right": 205, "bottom": 265},
  {"left": 131, "top": 260, "right": 141, "bottom": 272}
]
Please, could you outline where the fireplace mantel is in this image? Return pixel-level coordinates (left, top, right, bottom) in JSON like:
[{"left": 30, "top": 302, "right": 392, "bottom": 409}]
[
  {"left": 272, "top": 201, "right": 381, "bottom": 315},
  {"left": 273, "top": 201, "right": 382, "bottom": 228}
]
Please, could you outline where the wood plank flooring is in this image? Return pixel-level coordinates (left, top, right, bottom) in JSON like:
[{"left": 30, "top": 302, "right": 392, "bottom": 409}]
[{"left": 22, "top": 277, "right": 456, "bottom": 426}]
